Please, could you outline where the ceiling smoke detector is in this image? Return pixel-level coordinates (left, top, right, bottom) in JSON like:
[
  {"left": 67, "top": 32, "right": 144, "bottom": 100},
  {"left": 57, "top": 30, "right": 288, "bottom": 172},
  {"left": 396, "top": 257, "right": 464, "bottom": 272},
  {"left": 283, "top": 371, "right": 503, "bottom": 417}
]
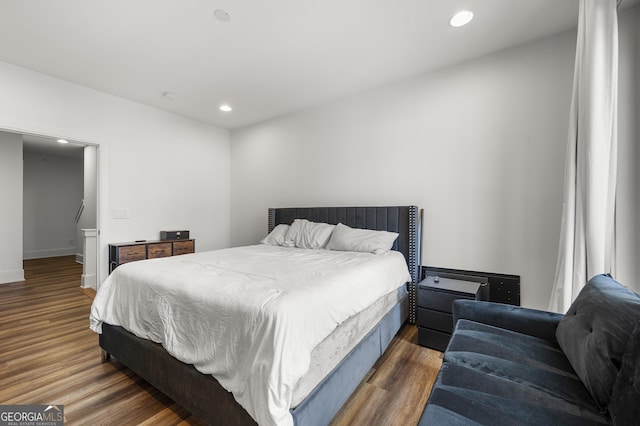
[{"left": 214, "top": 9, "right": 231, "bottom": 23}]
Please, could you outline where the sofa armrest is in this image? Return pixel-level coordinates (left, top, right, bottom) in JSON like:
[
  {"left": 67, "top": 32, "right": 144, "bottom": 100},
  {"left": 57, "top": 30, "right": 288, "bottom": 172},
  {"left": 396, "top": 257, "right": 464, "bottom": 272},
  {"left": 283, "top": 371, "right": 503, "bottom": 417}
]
[{"left": 452, "top": 300, "right": 564, "bottom": 342}]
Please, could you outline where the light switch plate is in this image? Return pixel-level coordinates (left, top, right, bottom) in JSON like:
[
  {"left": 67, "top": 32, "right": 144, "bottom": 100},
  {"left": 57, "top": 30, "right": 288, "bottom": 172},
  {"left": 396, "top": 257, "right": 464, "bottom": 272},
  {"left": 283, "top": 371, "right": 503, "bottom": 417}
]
[{"left": 113, "top": 208, "right": 130, "bottom": 219}]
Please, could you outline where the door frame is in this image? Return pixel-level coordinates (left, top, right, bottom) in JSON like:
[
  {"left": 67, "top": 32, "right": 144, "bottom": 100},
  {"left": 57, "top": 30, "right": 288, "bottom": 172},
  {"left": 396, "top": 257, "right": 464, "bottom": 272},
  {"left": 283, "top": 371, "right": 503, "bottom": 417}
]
[{"left": 3, "top": 125, "right": 102, "bottom": 288}]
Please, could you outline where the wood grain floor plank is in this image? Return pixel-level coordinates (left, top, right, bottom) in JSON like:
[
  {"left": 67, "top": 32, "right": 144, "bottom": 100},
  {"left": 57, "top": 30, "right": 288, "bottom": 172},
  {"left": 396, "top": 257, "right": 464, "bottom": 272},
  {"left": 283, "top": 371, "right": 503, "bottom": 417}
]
[
  {"left": 330, "top": 326, "right": 441, "bottom": 426},
  {"left": 0, "top": 256, "right": 439, "bottom": 425}
]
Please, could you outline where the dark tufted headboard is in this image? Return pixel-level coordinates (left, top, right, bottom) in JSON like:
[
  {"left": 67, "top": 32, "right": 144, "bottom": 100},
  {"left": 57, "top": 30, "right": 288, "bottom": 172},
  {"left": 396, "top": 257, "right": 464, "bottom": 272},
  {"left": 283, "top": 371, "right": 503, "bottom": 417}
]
[{"left": 268, "top": 206, "right": 423, "bottom": 323}]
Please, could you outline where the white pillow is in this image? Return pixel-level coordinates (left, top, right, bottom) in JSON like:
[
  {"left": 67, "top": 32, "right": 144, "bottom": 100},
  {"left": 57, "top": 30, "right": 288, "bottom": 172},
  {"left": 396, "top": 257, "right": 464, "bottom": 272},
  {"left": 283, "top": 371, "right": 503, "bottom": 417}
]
[
  {"left": 325, "top": 223, "right": 399, "bottom": 255},
  {"left": 283, "top": 219, "right": 335, "bottom": 249},
  {"left": 260, "top": 224, "right": 289, "bottom": 246}
]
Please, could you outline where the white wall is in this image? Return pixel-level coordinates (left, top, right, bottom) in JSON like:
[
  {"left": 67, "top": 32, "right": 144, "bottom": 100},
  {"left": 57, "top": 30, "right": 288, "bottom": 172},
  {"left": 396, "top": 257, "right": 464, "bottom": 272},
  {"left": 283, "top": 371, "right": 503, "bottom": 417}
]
[
  {"left": 0, "top": 131, "right": 24, "bottom": 283},
  {"left": 231, "top": 31, "right": 577, "bottom": 310},
  {"left": 231, "top": 6, "right": 640, "bottom": 309},
  {"left": 0, "top": 60, "right": 231, "bottom": 286},
  {"left": 23, "top": 150, "right": 83, "bottom": 259}
]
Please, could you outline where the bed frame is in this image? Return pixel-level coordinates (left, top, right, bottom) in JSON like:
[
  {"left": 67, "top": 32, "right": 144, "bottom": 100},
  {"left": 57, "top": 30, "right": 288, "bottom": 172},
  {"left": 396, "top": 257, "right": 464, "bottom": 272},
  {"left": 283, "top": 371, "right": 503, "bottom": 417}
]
[{"left": 99, "top": 206, "right": 422, "bottom": 425}]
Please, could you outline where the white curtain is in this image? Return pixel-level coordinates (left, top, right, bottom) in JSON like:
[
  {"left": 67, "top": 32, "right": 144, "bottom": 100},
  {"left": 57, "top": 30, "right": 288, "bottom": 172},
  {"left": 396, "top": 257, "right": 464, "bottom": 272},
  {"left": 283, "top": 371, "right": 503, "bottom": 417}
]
[{"left": 549, "top": 0, "right": 619, "bottom": 313}]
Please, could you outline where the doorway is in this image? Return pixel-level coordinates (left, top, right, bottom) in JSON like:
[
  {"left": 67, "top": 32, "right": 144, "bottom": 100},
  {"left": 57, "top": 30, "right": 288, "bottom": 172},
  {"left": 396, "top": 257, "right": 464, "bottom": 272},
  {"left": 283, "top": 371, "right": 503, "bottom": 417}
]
[{"left": 0, "top": 129, "right": 99, "bottom": 288}]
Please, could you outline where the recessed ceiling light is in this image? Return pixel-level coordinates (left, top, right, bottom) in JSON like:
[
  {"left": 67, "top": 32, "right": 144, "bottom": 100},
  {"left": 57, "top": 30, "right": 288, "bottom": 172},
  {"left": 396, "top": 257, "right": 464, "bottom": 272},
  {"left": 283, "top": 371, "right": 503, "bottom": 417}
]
[
  {"left": 450, "top": 10, "right": 474, "bottom": 27},
  {"left": 219, "top": 104, "right": 232, "bottom": 112},
  {"left": 57, "top": 139, "right": 69, "bottom": 144},
  {"left": 214, "top": 9, "right": 231, "bottom": 23},
  {"left": 162, "top": 91, "right": 176, "bottom": 100}
]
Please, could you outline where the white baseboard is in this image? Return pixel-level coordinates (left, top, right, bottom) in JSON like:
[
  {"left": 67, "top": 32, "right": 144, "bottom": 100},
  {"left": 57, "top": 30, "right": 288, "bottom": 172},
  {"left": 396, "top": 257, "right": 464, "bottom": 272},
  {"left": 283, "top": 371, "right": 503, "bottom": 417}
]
[
  {"left": 23, "top": 247, "right": 77, "bottom": 260},
  {"left": 76, "top": 253, "right": 84, "bottom": 264},
  {"left": 0, "top": 269, "right": 25, "bottom": 284},
  {"left": 81, "top": 273, "right": 97, "bottom": 289}
]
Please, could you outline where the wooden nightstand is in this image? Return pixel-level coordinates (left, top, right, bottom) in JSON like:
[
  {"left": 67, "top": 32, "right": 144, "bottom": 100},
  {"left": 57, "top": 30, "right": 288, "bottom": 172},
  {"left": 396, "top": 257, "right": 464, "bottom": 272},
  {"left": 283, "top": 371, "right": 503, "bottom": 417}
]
[
  {"left": 109, "top": 239, "right": 195, "bottom": 273},
  {"left": 417, "top": 275, "right": 484, "bottom": 351}
]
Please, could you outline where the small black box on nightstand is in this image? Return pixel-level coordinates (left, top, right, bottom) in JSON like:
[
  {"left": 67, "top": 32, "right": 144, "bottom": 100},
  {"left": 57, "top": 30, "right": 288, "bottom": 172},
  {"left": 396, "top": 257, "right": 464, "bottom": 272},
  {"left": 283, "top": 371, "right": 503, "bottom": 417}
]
[{"left": 160, "top": 230, "right": 190, "bottom": 240}]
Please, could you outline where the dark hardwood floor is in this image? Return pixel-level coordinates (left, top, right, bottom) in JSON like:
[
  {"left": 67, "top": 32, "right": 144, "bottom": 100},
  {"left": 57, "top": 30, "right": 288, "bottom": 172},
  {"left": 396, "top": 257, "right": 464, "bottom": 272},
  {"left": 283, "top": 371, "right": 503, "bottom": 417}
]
[{"left": 0, "top": 256, "right": 441, "bottom": 425}]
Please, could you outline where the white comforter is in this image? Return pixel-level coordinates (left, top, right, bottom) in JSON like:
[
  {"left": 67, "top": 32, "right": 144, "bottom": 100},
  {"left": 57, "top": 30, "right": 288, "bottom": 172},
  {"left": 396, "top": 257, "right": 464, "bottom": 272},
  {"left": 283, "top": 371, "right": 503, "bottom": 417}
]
[{"left": 89, "top": 244, "right": 410, "bottom": 426}]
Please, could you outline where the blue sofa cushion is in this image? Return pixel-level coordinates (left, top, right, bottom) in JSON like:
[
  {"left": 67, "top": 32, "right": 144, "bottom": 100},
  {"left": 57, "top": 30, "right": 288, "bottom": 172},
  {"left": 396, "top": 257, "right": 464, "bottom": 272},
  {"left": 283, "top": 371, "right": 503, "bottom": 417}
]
[
  {"left": 445, "top": 319, "right": 598, "bottom": 411},
  {"left": 446, "top": 319, "right": 573, "bottom": 373},
  {"left": 419, "top": 362, "right": 611, "bottom": 426},
  {"left": 556, "top": 274, "right": 640, "bottom": 411},
  {"left": 608, "top": 320, "right": 640, "bottom": 425}
]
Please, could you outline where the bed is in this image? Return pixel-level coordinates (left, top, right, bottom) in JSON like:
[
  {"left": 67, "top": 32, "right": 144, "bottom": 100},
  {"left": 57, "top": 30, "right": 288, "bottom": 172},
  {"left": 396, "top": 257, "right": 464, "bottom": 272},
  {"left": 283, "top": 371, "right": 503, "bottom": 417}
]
[{"left": 91, "top": 206, "right": 422, "bottom": 425}]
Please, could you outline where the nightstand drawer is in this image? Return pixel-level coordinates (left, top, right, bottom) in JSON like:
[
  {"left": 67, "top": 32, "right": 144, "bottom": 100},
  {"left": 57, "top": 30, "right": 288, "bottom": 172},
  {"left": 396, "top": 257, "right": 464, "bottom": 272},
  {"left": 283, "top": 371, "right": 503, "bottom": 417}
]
[
  {"left": 417, "top": 307, "right": 454, "bottom": 333},
  {"left": 417, "top": 327, "right": 451, "bottom": 352},
  {"left": 418, "top": 289, "right": 473, "bottom": 312},
  {"left": 118, "top": 245, "right": 146, "bottom": 264},
  {"left": 173, "top": 240, "right": 194, "bottom": 255},
  {"left": 147, "top": 242, "right": 172, "bottom": 259}
]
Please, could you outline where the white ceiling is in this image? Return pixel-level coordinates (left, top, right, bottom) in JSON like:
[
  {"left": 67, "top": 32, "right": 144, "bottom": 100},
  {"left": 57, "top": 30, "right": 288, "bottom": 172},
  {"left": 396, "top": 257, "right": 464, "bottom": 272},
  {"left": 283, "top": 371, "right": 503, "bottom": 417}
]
[{"left": 0, "top": 0, "right": 636, "bottom": 130}]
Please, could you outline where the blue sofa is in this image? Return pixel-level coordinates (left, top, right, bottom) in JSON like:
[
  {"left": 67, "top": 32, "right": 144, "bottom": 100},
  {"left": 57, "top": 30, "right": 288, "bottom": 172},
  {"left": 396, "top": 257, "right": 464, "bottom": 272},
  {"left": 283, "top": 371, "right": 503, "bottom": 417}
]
[{"left": 418, "top": 274, "right": 640, "bottom": 426}]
